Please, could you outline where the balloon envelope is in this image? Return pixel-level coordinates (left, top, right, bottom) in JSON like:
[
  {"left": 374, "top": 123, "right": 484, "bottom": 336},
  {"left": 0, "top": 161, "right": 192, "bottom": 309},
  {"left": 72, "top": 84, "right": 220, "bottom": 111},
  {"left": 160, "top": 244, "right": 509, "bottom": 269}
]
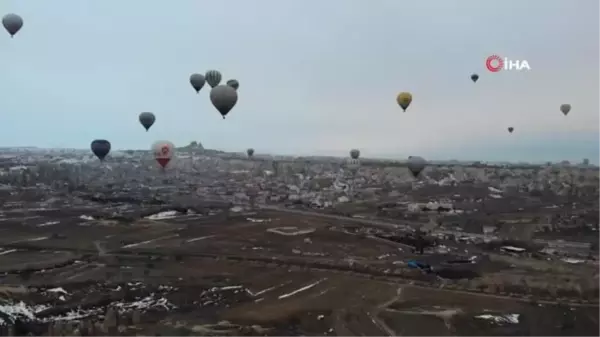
[
  {"left": 189, "top": 73, "right": 206, "bottom": 93},
  {"left": 247, "top": 148, "right": 255, "bottom": 157},
  {"left": 407, "top": 156, "right": 427, "bottom": 177},
  {"left": 152, "top": 140, "right": 175, "bottom": 168},
  {"left": 138, "top": 112, "right": 156, "bottom": 131},
  {"left": 210, "top": 85, "right": 238, "bottom": 119},
  {"left": 226, "top": 79, "right": 239, "bottom": 90},
  {"left": 91, "top": 139, "right": 111, "bottom": 161},
  {"left": 396, "top": 92, "right": 413, "bottom": 112},
  {"left": 560, "top": 104, "right": 571, "bottom": 116},
  {"left": 471, "top": 74, "right": 479, "bottom": 83},
  {"left": 205, "top": 70, "right": 222, "bottom": 88},
  {"left": 2, "top": 14, "right": 23, "bottom": 37},
  {"left": 508, "top": 127, "right": 514, "bottom": 133},
  {"left": 350, "top": 149, "right": 360, "bottom": 159}
]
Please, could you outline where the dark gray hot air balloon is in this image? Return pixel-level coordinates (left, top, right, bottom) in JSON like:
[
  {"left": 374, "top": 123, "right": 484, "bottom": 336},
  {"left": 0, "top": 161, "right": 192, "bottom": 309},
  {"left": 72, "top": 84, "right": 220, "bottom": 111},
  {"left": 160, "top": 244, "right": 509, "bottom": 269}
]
[
  {"left": 560, "top": 104, "right": 571, "bottom": 116},
  {"left": 350, "top": 149, "right": 360, "bottom": 160},
  {"left": 471, "top": 74, "right": 479, "bottom": 83},
  {"left": 138, "top": 112, "right": 156, "bottom": 131},
  {"left": 226, "top": 79, "right": 239, "bottom": 90},
  {"left": 210, "top": 85, "right": 238, "bottom": 119},
  {"left": 247, "top": 148, "right": 255, "bottom": 158},
  {"left": 91, "top": 139, "right": 111, "bottom": 161},
  {"left": 205, "top": 70, "right": 222, "bottom": 88},
  {"left": 407, "top": 156, "right": 427, "bottom": 178},
  {"left": 189, "top": 73, "right": 205, "bottom": 93},
  {"left": 508, "top": 127, "right": 514, "bottom": 133},
  {"left": 2, "top": 14, "right": 23, "bottom": 38}
]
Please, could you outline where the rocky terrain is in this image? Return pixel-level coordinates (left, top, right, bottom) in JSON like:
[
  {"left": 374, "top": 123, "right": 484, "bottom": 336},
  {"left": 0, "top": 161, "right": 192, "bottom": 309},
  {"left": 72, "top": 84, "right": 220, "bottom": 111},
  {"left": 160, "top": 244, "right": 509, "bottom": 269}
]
[{"left": 0, "top": 147, "right": 598, "bottom": 336}]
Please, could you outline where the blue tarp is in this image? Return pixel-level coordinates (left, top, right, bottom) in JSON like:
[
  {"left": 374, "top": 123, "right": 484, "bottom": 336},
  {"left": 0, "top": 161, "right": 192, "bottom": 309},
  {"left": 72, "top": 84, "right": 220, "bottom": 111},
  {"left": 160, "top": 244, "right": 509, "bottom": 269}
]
[{"left": 407, "top": 260, "right": 431, "bottom": 270}]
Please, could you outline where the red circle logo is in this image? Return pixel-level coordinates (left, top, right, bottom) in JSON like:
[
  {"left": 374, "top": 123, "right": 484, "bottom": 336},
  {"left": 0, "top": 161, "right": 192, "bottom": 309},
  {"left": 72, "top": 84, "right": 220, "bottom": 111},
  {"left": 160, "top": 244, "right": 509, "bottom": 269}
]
[{"left": 486, "top": 55, "right": 504, "bottom": 72}]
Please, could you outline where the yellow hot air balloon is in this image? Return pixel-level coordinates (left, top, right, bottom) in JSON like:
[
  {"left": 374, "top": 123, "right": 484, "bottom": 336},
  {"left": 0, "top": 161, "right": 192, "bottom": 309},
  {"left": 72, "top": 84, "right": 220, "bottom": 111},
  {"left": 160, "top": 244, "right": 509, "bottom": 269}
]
[{"left": 396, "top": 92, "right": 413, "bottom": 112}]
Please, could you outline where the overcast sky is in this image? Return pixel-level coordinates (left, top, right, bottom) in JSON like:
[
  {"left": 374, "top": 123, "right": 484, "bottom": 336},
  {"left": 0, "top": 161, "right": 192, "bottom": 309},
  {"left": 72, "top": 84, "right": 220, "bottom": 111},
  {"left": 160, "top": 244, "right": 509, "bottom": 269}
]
[{"left": 1, "top": 0, "right": 598, "bottom": 163}]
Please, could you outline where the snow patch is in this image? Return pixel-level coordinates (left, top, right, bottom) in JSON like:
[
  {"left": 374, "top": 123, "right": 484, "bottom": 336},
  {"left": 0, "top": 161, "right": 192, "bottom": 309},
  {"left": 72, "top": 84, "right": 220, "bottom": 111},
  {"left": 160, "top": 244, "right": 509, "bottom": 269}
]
[
  {"left": 475, "top": 313, "right": 520, "bottom": 324},
  {"left": 37, "top": 221, "right": 60, "bottom": 227},
  {"left": 145, "top": 211, "right": 180, "bottom": 220},
  {"left": 278, "top": 279, "right": 326, "bottom": 299}
]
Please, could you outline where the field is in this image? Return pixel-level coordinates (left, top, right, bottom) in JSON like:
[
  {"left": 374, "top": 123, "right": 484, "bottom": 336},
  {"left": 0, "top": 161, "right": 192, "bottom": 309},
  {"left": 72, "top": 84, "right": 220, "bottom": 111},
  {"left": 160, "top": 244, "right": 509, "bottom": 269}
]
[{"left": 0, "top": 205, "right": 597, "bottom": 335}]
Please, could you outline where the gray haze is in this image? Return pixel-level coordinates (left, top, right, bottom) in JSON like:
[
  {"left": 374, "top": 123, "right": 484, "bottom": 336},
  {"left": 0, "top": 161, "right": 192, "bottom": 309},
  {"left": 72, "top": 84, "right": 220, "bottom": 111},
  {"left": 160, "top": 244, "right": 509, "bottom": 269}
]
[{"left": 1, "top": 0, "right": 598, "bottom": 163}]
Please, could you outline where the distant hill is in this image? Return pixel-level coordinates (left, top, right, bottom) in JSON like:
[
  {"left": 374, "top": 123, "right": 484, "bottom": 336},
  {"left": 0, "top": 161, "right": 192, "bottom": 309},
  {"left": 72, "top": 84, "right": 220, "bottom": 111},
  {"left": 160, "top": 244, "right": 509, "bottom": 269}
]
[
  {"left": 0, "top": 143, "right": 595, "bottom": 169},
  {"left": 176, "top": 141, "right": 227, "bottom": 156},
  {"left": 177, "top": 141, "right": 204, "bottom": 151}
]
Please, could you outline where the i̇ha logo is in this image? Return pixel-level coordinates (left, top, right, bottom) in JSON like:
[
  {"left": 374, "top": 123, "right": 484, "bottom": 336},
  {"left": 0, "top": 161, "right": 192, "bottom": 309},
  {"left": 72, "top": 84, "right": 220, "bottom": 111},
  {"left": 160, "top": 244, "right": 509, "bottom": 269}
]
[{"left": 486, "top": 55, "right": 531, "bottom": 72}]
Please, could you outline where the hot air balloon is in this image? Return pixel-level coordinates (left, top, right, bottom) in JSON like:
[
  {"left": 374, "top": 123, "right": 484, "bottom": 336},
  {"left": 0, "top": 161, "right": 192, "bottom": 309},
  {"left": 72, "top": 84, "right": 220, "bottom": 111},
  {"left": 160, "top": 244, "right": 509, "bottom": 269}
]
[
  {"left": 508, "top": 127, "right": 514, "bottom": 133},
  {"left": 226, "top": 79, "right": 239, "bottom": 90},
  {"left": 91, "top": 139, "right": 111, "bottom": 161},
  {"left": 396, "top": 92, "right": 413, "bottom": 112},
  {"left": 471, "top": 74, "right": 479, "bottom": 83},
  {"left": 189, "top": 73, "right": 206, "bottom": 93},
  {"left": 350, "top": 149, "right": 360, "bottom": 160},
  {"left": 152, "top": 140, "right": 175, "bottom": 169},
  {"left": 205, "top": 70, "right": 222, "bottom": 88},
  {"left": 2, "top": 14, "right": 23, "bottom": 38},
  {"left": 560, "top": 104, "right": 571, "bottom": 116},
  {"left": 247, "top": 148, "right": 255, "bottom": 158},
  {"left": 210, "top": 85, "right": 238, "bottom": 119},
  {"left": 138, "top": 112, "right": 156, "bottom": 131},
  {"left": 407, "top": 156, "right": 427, "bottom": 178}
]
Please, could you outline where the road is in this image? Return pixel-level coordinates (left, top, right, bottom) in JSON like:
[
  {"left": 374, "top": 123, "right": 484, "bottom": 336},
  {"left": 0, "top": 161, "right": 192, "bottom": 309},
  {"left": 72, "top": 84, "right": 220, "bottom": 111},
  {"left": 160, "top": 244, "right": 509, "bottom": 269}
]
[
  {"left": 257, "top": 205, "right": 592, "bottom": 250},
  {"left": 258, "top": 205, "right": 415, "bottom": 230}
]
